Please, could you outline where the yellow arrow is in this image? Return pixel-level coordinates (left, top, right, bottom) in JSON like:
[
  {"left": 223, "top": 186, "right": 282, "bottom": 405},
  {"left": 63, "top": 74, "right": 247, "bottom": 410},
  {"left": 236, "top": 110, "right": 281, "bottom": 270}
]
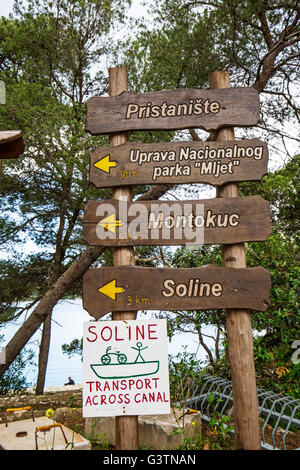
[
  {"left": 98, "top": 280, "right": 124, "bottom": 300},
  {"left": 94, "top": 155, "right": 117, "bottom": 174},
  {"left": 97, "top": 213, "right": 123, "bottom": 234}
]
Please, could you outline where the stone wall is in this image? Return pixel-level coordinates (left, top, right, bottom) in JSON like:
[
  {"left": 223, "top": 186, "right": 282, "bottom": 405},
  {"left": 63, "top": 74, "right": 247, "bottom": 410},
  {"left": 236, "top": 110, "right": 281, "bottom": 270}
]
[
  {"left": 0, "top": 385, "right": 83, "bottom": 424},
  {"left": 85, "top": 410, "right": 202, "bottom": 450},
  {"left": 0, "top": 385, "right": 202, "bottom": 450}
]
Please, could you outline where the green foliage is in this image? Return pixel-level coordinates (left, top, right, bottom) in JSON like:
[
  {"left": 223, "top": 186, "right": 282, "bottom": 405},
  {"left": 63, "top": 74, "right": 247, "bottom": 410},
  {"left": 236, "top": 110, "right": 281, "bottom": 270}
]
[
  {"left": 177, "top": 432, "right": 203, "bottom": 451},
  {"left": 0, "top": 256, "right": 45, "bottom": 324},
  {"left": 209, "top": 411, "right": 233, "bottom": 436},
  {"left": 164, "top": 155, "right": 300, "bottom": 397},
  {"left": 0, "top": 336, "right": 36, "bottom": 394},
  {"left": 271, "top": 364, "right": 300, "bottom": 399},
  {"left": 62, "top": 338, "right": 82, "bottom": 359},
  {"left": 122, "top": 0, "right": 299, "bottom": 149},
  {"left": 123, "top": 0, "right": 225, "bottom": 92},
  {"left": 169, "top": 349, "right": 204, "bottom": 406},
  {"left": 241, "top": 155, "right": 300, "bottom": 246},
  {"left": 241, "top": 156, "right": 300, "bottom": 395},
  {"left": 0, "top": 0, "right": 132, "bottom": 327},
  {"left": 0, "top": 0, "right": 298, "bottom": 405},
  {"left": 66, "top": 394, "right": 77, "bottom": 408}
]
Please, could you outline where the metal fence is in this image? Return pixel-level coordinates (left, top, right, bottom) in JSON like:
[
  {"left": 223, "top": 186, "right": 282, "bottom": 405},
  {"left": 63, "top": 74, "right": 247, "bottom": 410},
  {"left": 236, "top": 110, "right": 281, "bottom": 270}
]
[{"left": 174, "top": 374, "right": 300, "bottom": 450}]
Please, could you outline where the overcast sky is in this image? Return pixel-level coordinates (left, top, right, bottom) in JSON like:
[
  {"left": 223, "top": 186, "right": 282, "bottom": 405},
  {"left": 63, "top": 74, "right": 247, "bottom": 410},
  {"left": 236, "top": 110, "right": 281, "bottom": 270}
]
[
  {"left": 0, "top": 0, "right": 14, "bottom": 17},
  {"left": 0, "top": 0, "right": 147, "bottom": 18}
]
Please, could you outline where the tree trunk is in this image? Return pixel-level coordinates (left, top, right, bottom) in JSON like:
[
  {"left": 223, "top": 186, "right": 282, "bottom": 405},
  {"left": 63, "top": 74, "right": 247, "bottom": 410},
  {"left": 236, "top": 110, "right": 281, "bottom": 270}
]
[
  {"left": 35, "top": 164, "right": 75, "bottom": 394},
  {"left": 197, "top": 327, "right": 215, "bottom": 365},
  {"left": 36, "top": 311, "right": 52, "bottom": 394},
  {"left": 0, "top": 245, "right": 104, "bottom": 378},
  {"left": 209, "top": 70, "right": 261, "bottom": 450},
  {"left": 0, "top": 183, "right": 172, "bottom": 378},
  {"left": 215, "top": 326, "right": 221, "bottom": 362}
]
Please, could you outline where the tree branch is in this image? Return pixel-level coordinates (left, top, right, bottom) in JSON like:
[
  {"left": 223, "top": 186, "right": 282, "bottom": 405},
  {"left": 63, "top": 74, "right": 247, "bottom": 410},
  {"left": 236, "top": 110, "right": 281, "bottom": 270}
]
[
  {"left": 0, "top": 182, "right": 172, "bottom": 376},
  {"left": 197, "top": 327, "right": 215, "bottom": 365}
]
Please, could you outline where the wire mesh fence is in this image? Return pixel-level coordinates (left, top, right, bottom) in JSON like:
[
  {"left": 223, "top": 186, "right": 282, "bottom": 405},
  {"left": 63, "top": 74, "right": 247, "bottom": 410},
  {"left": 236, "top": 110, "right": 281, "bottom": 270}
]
[{"left": 173, "top": 373, "right": 300, "bottom": 450}]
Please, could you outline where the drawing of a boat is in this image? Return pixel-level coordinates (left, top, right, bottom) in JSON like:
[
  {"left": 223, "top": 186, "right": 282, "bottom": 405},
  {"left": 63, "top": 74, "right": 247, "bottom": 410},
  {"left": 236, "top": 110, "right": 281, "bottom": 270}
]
[{"left": 90, "top": 361, "right": 160, "bottom": 380}]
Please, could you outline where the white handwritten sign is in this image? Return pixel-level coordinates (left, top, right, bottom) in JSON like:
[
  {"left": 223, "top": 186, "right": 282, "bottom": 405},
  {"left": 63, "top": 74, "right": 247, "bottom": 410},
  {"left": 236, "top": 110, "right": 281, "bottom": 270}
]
[{"left": 82, "top": 319, "right": 170, "bottom": 417}]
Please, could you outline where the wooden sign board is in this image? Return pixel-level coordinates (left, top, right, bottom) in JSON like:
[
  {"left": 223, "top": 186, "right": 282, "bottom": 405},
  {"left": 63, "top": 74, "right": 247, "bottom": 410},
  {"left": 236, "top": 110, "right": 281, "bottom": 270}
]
[
  {"left": 82, "top": 265, "right": 271, "bottom": 318},
  {"left": 85, "top": 87, "right": 259, "bottom": 135},
  {"left": 83, "top": 195, "right": 271, "bottom": 247},
  {"left": 82, "top": 319, "right": 170, "bottom": 417},
  {"left": 89, "top": 139, "right": 268, "bottom": 188},
  {"left": 0, "top": 130, "right": 25, "bottom": 159}
]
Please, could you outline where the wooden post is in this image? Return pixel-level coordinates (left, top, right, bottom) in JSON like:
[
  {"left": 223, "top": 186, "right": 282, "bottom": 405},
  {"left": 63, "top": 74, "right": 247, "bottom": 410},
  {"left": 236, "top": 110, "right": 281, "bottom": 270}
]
[
  {"left": 109, "top": 66, "right": 139, "bottom": 450},
  {"left": 209, "top": 71, "right": 261, "bottom": 450}
]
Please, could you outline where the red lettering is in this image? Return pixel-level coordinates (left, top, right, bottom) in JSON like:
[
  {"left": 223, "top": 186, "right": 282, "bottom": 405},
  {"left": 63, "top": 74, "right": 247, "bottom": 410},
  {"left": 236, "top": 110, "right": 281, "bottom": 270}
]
[
  {"left": 136, "top": 379, "right": 143, "bottom": 390},
  {"left": 120, "top": 380, "right": 127, "bottom": 390},
  {"left": 117, "top": 394, "right": 124, "bottom": 404},
  {"left": 85, "top": 396, "right": 92, "bottom": 406},
  {"left": 115, "top": 325, "right": 124, "bottom": 341},
  {"left": 86, "top": 381, "right": 94, "bottom": 392},
  {"left": 152, "top": 378, "right": 159, "bottom": 388},
  {"left": 134, "top": 393, "right": 141, "bottom": 403},
  {"left": 109, "top": 394, "right": 116, "bottom": 404},
  {"left": 100, "top": 395, "right": 107, "bottom": 405},
  {"left": 103, "top": 381, "right": 111, "bottom": 391},
  {"left": 148, "top": 324, "right": 158, "bottom": 340},
  {"left": 92, "top": 395, "right": 98, "bottom": 405},
  {"left": 100, "top": 326, "right": 112, "bottom": 341},
  {"left": 124, "top": 393, "right": 130, "bottom": 404},
  {"left": 86, "top": 325, "right": 97, "bottom": 342},
  {"left": 96, "top": 381, "right": 102, "bottom": 391},
  {"left": 136, "top": 325, "right": 145, "bottom": 340},
  {"left": 128, "top": 379, "right": 135, "bottom": 390},
  {"left": 112, "top": 381, "right": 119, "bottom": 391},
  {"left": 145, "top": 379, "right": 151, "bottom": 389}
]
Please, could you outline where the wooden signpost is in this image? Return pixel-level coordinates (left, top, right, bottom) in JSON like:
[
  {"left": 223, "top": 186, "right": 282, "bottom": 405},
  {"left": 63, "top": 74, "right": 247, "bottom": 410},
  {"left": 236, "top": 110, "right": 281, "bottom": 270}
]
[
  {"left": 83, "top": 195, "right": 271, "bottom": 247},
  {"left": 83, "top": 66, "right": 271, "bottom": 450},
  {"left": 0, "top": 130, "right": 25, "bottom": 160},
  {"left": 108, "top": 67, "right": 138, "bottom": 450},
  {"left": 0, "top": 130, "right": 25, "bottom": 178},
  {"left": 86, "top": 87, "right": 259, "bottom": 134},
  {"left": 89, "top": 139, "right": 268, "bottom": 188},
  {"left": 209, "top": 71, "right": 262, "bottom": 450},
  {"left": 82, "top": 265, "right": 271, "bottom": 318}
]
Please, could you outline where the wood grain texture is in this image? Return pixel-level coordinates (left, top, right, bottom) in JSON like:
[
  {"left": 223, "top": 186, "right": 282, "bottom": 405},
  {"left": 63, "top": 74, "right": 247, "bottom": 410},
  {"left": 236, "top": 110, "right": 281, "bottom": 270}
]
[
  {"left": 83, "top": 196, "right": 272, "bottom": 246},
  {"left": 108, "top": 66, "right": 138, "bottom": 451},
  {"left": 82, "top": 265, "right": 271, "bottom": 318},
  {"left": 89, "top": 138, "right": 268, "bottom": 188},
  {"left": 210, "top": 70, "right": 261, "bottom": 450},
  {"left": 85, "top": 87, "right": 260, "bottom": 134}
]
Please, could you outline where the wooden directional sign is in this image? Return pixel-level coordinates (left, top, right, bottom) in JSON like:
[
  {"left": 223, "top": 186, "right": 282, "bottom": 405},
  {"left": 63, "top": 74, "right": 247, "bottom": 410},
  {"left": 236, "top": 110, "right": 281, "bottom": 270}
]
[
  {"left": 0, "top": 130, "right": 25, "bottom": 159},
  {"left": 83, "top": 195, "right": 271, "bottom": 247},
  {"left": 82, "top": 265, "right": 271, "bottom": 318},
  {"left": 89, "top": 139, "right": 268, "bottom": 188},
  {"left": 85, "top": 87, "right": 259, "bottom": 135}
]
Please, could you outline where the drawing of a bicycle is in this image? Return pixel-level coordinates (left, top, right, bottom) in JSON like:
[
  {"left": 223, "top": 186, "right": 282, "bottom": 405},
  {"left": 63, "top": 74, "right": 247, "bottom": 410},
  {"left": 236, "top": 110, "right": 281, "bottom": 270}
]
[{"left": 100, "top": 346, "right": 127, "bottom": 365}]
